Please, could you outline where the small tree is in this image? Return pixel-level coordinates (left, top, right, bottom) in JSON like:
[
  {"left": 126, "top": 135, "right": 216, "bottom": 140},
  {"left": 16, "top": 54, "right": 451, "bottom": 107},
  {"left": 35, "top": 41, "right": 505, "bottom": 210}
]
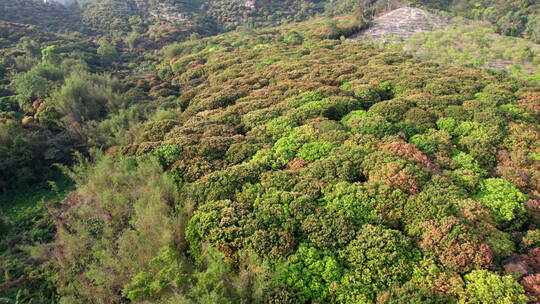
[
  {"left": 12, "top": 71, "right": 49, "bottom": 100},
  {"left": 19, "top": 38, "right": 41, "bottom": 57},
  {"left": 41, "top": 45, "right": 61, "bottom": 66},
  {"left": 97, "top": 39, "right": 119, "bottom": 66}
]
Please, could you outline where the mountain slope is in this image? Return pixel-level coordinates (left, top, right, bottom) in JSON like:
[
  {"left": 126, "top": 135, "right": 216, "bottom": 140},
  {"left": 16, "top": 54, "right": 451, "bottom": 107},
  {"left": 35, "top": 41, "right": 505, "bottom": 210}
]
[
  {"left": 0, "top": 0, "right": 80, "bottom": 31},
  {"left": 0, "top": 1, "right": 540, "bottom": 303},
  {"left": 404, "top": 20, "right": 540, "bottom": 77},
  {"left": 38, "top": 15, "right": 540, "bottom": 304}
]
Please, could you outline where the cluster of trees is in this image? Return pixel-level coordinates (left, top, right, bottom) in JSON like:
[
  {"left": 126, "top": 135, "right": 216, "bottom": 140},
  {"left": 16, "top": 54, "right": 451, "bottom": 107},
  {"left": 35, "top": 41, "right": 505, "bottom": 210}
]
[
  {"left": 0, "top": 30, "right": 178, "bottom": 300},
  {"left": 0, "top": 35, "right": 148, "bottom": 189},
  {"left": 18, "top": 13, "right": 538, "bottom": 303},
  {"left": 0, "top": 0, "right": 392, "bottom": 53},
  {"left": 0, "top": 0, "right": 81, "bottom": 32},
  {"left": 71, "top": 0, "right": 375, "bottom": 50}
]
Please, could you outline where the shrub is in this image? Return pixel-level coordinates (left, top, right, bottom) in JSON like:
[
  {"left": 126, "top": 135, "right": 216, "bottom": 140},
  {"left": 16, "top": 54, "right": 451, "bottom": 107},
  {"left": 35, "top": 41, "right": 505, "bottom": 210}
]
[
  {"left": 436, "top": 117, "right": 458, "bottom": 133},
  {"left": 451, "top": 151, "right": 487, "bottom": 190},
  {"left": 284, "top": 31, "right": 304, "bottom": 45},
  {"left": 154, "top": 145, "right": 182, "bottom": 169},
  {"left": 321, "top": 182, "right": 377, "bottom": 226},
  {"left": 51, "top": 156, "right": 180, "bottom": 303},
  {"left": 301, "top": 208, "right": 356, "bottom": 250},
  {"left": 377, "top": 283, "right": 452, "bottom": 304},
  {"left": 368, "top": 99, "right": 411, "bottom": 123},
  {"left": 344, "top": 114, "right": 396, "bottom": 138},
  {"left": 419, "top": 217, "right": 494, "bottom": 273},
  {"left": 353, "top": 84, "right": 384, "bottom": 107},
  {"left": 337, "top": 225, "right": 419, "bottom": 302},
  {"left": 410, "top": 134, "right": 439, "bottom": 155},
  {"left": 474, "top": 178, "right": 528, "bottom": 228},
  {"left": 279, "top": 243, "right": 343, "bottom": 302},
  {"left": 12, "top": 70, "right": 49, "bottom": 99},
  {"left": 296, "top": 141, "right": 334, "bottom": 162}
]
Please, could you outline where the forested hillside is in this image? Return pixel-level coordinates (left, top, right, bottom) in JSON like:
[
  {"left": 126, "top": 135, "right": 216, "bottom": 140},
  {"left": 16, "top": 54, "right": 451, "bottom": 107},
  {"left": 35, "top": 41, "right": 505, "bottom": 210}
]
[
  {"left": 0, "top": 0, "right": 80, "bottom": 31},
  {"left": 1, "top": 0, "right": 540, "bottom": 303},
  {"left": 411, "top": 0, "right": 540, "bottom": 43}
]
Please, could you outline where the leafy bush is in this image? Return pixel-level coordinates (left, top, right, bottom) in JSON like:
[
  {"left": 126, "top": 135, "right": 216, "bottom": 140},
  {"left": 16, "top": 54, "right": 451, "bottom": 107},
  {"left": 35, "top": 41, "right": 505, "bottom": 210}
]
[
  {"left": 474, "top": 178, "right": 528, "bottom": 228},
  {"left": 296, "top": 141, "right": 334, "bottom": 162},
  {"left": 337, "top": 224, "right": 419, "bottom": 302},
  {"left": 279, "top": 243, "right": 343, "bottom": 302},
  {"left": 322, "top": 182, "right": 377, "bottom": 226}
]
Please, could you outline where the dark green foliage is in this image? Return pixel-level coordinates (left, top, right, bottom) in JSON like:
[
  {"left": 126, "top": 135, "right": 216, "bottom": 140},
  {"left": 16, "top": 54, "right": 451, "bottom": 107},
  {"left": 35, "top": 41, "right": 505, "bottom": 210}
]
[
  {"left": 155, "top": 145, "right": 182, "bottom": 169},
  {"left": 97, "top": 39, "right": 118, "bottom": 66},
  {"left": 0, "top": 175, "right": 73, "bottom": 303},
  {"left": 353, "top": 84, "right": 385, "bottom": 107},
  {"left": 0, "top": 119, "right": 72, "bottom": 189}
]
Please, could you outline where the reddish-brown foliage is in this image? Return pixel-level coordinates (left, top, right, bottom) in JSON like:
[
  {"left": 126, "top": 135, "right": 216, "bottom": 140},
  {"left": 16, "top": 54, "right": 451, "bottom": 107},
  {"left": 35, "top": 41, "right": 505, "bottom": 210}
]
[
  {"left": 525, "top": 200, "right": 540, "bottom": 221},
  {"left": 521, "top": 274, "right": 540, "bottom": 302},
  {"left": 420, "top": 218, "right": 494, "bottom": 273},
  {"left": 379, "top": 140, "right": 440, "bottom": 172},
  {"left": 368, "top": 161, "right": 421, "bottom": 194},
  {"left": 287, "top": 157, "right": 310, "bottom": 170},
  {"left": 518, "top": 92, "right": 540, "bottom": 120},
  {"left": 522, "top": 248, "right": 540, "bottom": 273}
]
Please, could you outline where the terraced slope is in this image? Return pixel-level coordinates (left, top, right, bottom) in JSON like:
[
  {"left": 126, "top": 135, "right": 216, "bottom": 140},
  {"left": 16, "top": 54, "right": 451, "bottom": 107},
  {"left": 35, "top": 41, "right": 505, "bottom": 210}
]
[{"left": 355, "top": 7, "right": 452, "bottom": 42}]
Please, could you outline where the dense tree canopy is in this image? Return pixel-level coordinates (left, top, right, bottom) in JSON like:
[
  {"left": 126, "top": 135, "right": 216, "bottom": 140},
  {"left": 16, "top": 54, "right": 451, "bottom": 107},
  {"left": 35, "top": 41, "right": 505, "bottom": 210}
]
[{"left": 0, "top": 1, "right": 539, "bottom": 303}]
